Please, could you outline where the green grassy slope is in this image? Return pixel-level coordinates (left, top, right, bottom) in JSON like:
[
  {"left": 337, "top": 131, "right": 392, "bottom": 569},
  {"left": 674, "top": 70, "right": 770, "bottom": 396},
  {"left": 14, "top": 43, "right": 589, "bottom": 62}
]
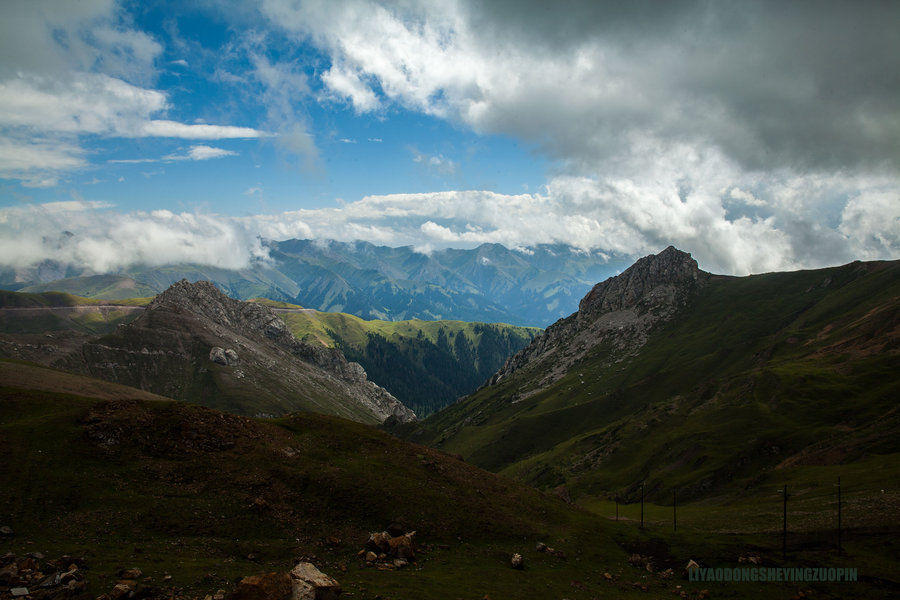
[
  {"left": 0, "top": 369, "right": 625, "bottom": 600},
  {"left": 413, "top": 259, "right": 900, "bottom": 504},
  {"left": 18, "top": 274, "right": 158, "bottom": 300},
  {"left": 0, "top": 290, "right": 148, "bottom": 335},
  {"left": 273, "top": 306, "right": 541, "bottom": 416},
  {"left": 3, "top": 365, "right": 897, "bottom": 599}
]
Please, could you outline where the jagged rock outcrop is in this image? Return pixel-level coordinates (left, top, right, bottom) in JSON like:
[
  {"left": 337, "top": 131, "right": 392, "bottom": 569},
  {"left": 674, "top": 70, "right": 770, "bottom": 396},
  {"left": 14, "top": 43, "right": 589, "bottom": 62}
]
[
  {"left": 486, "top": 247, "right": 708, "bottom": 396},
  {"left": 64, "top": 280, "right": 414, "bottom": 424}
]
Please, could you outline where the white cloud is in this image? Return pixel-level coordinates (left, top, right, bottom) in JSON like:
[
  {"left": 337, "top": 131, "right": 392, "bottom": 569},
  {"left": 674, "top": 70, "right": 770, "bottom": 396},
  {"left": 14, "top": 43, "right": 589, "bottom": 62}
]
[
  {"left": 164, "top": 145, "right": 239, "bottom": 161},
  {"left": 0, "top": 202, "right": 269, "bottom": 273},
  {"left": 137, "top": 121, "right": 267, "bottom": 139},
  {"left": 0, "top": 1, "right": 267, "bottom": 186},
  {"left": 0, "top": 136, "right": 86, "bottom": 174},
  {"left": 412, "top": 150, "right": 457, "bottom": 175},
  {"left": 2, "top": 157, "right": 898, "bottom": 277},
  {"left": 321, "top": 65, "right": 381, "bottom": 112},
  {"left": 0, "top": 73, "right": 266, "bottom": 182}
]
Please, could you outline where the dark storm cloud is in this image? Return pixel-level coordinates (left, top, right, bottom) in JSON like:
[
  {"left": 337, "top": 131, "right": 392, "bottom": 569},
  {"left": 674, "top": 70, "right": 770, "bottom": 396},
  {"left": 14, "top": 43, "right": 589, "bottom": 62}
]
[{"left": 465, "top": 0, "right": 900, "bottom": 174}]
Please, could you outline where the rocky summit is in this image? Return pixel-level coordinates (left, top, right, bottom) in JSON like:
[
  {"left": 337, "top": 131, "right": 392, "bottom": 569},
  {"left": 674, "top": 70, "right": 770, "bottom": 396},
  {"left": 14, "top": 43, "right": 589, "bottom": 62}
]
[
  {"left": 486, "top": 246, "right": 707, "bottom": 397},
  {"left": 62, "top": 280, "right": 414, "bottom": 424}
]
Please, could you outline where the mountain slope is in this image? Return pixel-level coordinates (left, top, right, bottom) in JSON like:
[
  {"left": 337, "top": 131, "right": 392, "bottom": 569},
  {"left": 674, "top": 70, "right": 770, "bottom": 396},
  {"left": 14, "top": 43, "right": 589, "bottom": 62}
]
[
  {"left": 0, "top": 291, "right": 538, "bottom": 417},
  {"left": 275, "top": 306, "right": 540, "bottom": 417},
  {"left": 59, "top": 280, "right": 414, "bottom": 424},
  {"left": 410, "top": 248, "right": 900, "bottom": 502}
]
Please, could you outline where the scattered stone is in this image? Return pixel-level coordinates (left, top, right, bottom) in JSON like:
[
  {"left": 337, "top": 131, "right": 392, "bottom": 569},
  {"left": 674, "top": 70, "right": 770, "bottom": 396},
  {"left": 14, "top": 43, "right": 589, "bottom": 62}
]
[
  {"left": 0, "top": 565, "right": 18, "bottom": 585},
  {"left": 511, "top": 553, "right": 524, "bottom": 570},
  {"left": 388, "top": 532, "right": 416, "bottom": 561},
  {"left": 603, "top": 573, "right": 613, "bottom": 581},
  {"left": 229, "top": 572, "right": 292, "bottom": 600},
  {"left": 290, "top": 562, "right": 341, "bottom": 600},
  {"left": 684, "top": 560, "right": 700, "bottom": 579},
  {"left": 10, "top": 587, "right": 29, "bottom": 597},
  {"left": 535, "top": 542, "right": 548, "bottom": 552},
  {"left": 109, "top": 582, "right": 135, "bottom": 600},
  {"left": 209, "top": 347, "right": 228, "bottom": 365},
  {"left": 361, "top": 527, "right": 416, "bottom": 568},
  {"left": 118, "top": 568, "right": 143, "bottom": 579},
  {"left": 552, "top": 485, "right": 573, "bottom": 504},
  {"left": 629, "top": 553, "right": 643, "bottom": 566},
  {"left": 0, "top": 526, "right": 12, "bottom": 536}
]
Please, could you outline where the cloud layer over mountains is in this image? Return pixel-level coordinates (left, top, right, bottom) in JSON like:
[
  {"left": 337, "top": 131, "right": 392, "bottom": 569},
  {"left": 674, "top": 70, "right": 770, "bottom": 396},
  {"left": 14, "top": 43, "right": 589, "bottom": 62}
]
[{"left": 1, "top": 0, "right": 898, "bottom": 277}]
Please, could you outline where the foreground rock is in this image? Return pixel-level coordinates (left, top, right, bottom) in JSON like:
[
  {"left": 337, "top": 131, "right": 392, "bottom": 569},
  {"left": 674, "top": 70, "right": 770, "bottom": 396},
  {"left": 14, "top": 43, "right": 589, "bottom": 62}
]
[
  {"left": 229, "top": 564, "right": 340, "bottom": 600},
  {"left": 359, "top": 525, "right": 417, "bottom": 570},
  {"left": 0, "top": 554, "right": 88, "bottom": 600},
  {"left": 290, "top": 564, "right": 340, "bottom": 600}
]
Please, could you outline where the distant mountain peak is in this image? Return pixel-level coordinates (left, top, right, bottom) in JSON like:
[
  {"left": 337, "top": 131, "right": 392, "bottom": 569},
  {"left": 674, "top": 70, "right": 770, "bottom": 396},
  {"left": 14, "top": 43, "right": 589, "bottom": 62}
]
[{"left": 148, "top": 278, "right": 289, "bottom": 340}]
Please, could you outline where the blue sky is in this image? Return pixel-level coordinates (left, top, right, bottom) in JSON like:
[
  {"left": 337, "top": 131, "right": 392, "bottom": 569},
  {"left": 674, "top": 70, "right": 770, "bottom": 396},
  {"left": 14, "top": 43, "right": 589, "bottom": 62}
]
[{"left": 1, "top": 0, "right": 898, "bottom": 277}]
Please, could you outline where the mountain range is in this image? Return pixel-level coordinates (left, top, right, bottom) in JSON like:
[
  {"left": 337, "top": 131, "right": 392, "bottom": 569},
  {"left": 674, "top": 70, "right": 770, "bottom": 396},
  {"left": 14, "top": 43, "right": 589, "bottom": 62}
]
[
  {"left": 0, "top": 289, "right": 539, "bottom": 418},
  {"left": 3, "top": 240, "right": 631, "bottom": 326}
]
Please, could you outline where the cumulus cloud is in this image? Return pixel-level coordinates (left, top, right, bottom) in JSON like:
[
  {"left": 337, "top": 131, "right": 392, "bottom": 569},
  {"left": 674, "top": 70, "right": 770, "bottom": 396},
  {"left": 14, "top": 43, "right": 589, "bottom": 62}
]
[
  {"left": 2, "top": 157, "right": 897, "bottom": 277},
  {"left": 261, "top": 0, "right": 900, "bottom": 175},
  {"left": 0, "top": 3, "right": 267, "bottom": 185},
  {"left": 0, "top": 203, "right": 269, "bottom": 274},
  {"left": 250, "top": 0, "right": 900, "bottom": 272}
]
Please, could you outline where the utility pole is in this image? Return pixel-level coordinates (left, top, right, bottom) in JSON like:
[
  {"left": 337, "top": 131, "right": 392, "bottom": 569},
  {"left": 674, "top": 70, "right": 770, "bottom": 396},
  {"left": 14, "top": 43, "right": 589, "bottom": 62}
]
[
  {"left": 837, "top": 477, "right": 842, "bottom": 555},
  {"left": 782, "top": 484, "right": 788, "bottom": 560}
]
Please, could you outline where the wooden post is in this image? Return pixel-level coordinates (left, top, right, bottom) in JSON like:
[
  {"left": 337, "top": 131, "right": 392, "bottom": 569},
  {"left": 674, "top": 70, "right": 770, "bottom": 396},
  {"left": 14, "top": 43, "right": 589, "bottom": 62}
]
[
  {"left": 640, "top": 483, "right": 644, "bottom": 529},
  {"left": 673, "top": 489, "right": 677, "bottom": 532}
]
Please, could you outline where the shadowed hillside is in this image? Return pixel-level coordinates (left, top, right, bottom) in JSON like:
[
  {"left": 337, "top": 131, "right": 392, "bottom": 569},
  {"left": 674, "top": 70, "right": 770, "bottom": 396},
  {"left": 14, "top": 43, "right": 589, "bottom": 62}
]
[{"left": 411, "top": 249, "right": 900, "bottom": 505}]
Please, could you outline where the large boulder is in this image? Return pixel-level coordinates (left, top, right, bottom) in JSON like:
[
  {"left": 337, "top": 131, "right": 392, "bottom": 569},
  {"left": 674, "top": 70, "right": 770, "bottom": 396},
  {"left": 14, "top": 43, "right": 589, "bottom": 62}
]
[{"left": 289, "top": 563, "right": 341, "bottom": 600}]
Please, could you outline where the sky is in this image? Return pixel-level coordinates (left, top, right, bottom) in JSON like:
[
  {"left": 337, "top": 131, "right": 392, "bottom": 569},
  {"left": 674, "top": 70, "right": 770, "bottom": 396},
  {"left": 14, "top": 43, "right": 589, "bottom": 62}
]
[{"left": 1, "top": 0, "right": 898, "bottom": 277}]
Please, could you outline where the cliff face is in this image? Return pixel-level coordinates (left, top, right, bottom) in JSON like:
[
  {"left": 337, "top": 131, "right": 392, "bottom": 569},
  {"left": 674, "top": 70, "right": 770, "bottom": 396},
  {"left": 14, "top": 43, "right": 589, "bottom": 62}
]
[
  {"left": 486, "top": 246, "right": 708, "bottom": 395},
  {"left": 67, "top": 280, "right": 415, "bottom": 424}
]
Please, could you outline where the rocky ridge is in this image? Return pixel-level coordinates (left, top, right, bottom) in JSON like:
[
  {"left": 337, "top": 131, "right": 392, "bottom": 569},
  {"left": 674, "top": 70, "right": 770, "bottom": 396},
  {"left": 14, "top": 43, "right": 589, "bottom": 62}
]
[
  {"left": 486, "top": 247, "right": 708, "bottom": 397},
  {"left": 65, "top": 280, "right": 414, "bottom": 424}
]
